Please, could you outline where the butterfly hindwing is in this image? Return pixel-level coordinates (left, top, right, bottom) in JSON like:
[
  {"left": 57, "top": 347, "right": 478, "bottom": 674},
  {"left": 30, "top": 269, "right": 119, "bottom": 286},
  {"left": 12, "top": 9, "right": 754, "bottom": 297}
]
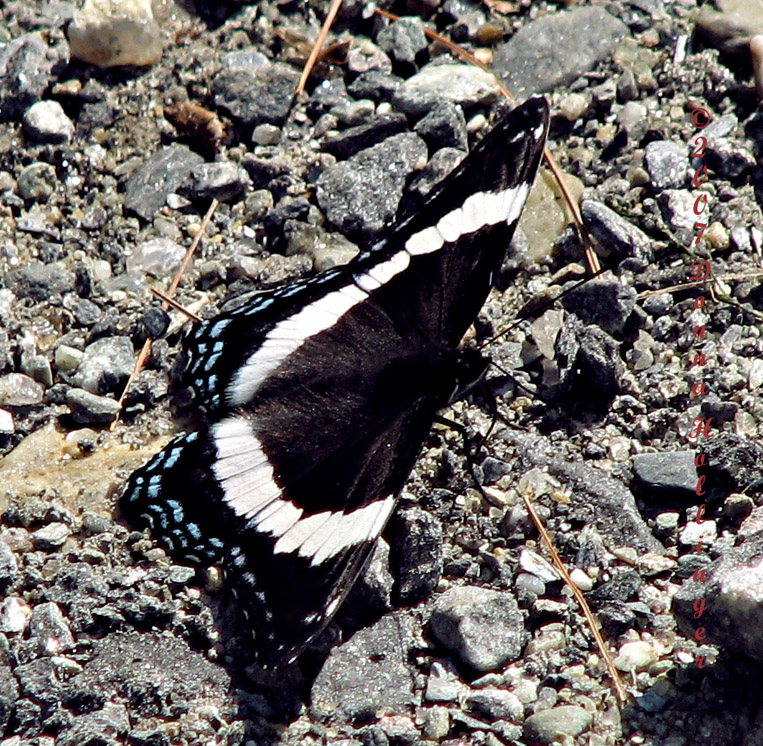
[{"left": 121, "top": 97, "right": 549, "bottom": 667}]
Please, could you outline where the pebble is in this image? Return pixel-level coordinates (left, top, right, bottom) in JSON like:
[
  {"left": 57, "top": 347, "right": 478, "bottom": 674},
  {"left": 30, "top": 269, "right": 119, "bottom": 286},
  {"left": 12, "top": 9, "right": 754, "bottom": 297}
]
[
  {"left": 644, "top": 140, "right": 689, "bottom": 189},
  {"left": 429, "top": 586, "right": 525, "bottom": 672},
  {"left": 31, "top": 522, "right": 70, "bottom": 550},
  {"left": 376, "top": 16, "right": 428, "bottom": 72},
  {"left": 414, "top": 101, "right": 468, "bottom": 151},
  {"left": 126, "top": 237, "right": 186, "bottom": 279},
  {"left": 71, "top": 336, "right": 134, "bottom": 395},
  {"left": 321, "top": 113, "right": 408, "bottom": 159},
  {"left": 67, "top": 0, "right": 162, "bottom": 67},
  {"left": 29, "top": 602, "right": 75, "bottom": 653},
  {"left": 22, "top": 100, "right": 75, "bottom": 143},
  {"left": 54, "top": 345, "right": 85, "bottom": 373},
  {"left": 66, "top": 388, "right": 121, "bottom": 425},
  {"left": 614, "top": 641, "right": 658, "bottom": 672},
  {"left": 0, "top": 597, "right": 31, "bottom": 634},
  {"left": 0, "top": 408, "right": 13, "bottom": 433},
  {"left": 632, "top": 451, "right": 698, "bottom": 496},
  {"left": 523, "top": 705, "right": 593, "bottom": 743},
  {"left": 17, "top": 163, "right": 58, "bottom": 202},
  {"left": 392, "top": 63, "right": 500, "bottom": 116},
  {"left": 182, "top": 162, "right": 252, "bottom": 202},
  {"left": 0, "top": 373, "right": 44, "bottom": 406},
  {"left": 560, "top": 278, "right": 637, "bottom": 336},
  {"left": 0, "top": 540, "right": 18, "bottom": 586}
]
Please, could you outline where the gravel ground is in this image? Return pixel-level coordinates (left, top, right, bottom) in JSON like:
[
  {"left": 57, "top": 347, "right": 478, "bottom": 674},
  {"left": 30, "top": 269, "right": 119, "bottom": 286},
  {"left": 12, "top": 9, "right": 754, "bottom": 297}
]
[{"left": 1, "top": 0, "right": 763, "bottom": 744}]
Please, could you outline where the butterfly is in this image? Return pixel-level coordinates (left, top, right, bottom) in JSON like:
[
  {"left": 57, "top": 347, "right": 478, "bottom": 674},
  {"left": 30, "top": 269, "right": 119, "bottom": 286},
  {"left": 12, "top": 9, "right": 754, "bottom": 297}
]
[{"left": 121, "top": 96, "right": 549, "bottom": 668}]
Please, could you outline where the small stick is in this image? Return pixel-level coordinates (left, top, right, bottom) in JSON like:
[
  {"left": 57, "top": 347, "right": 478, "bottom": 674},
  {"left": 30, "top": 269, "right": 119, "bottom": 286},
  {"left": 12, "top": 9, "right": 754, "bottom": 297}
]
[
  {"left": 295, "top": 0, "right": 344, "bottom": 95},
  {"left": 522, "top": 489, "right": 628, "bottom": 705},
  {"left": 374, "top": 7, "right": 601, "bottom": 276},
  {"left": 111, "top": 199, "right": 219, "bottom": 427}
]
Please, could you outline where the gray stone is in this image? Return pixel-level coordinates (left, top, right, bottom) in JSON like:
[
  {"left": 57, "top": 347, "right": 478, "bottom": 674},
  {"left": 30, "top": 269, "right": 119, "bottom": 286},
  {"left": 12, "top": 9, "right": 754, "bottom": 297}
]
[
  {"left": 560, "top": 278, "right": 637, "bottom": 335},
  {"left": 127, "top": 237, "right": 186, "bottom": 279},
  {"left": 632, "top": 451, "right": 699, "bottom": 497},
  {"left": 429, "top": 586, "right": 525, "bottom": 672},
  {"left": 182, "top": 162, "right": 252, "bottom": 202},
  {"left": 123, "top": 144, "right": 204, "bottom": 221},
  {"left": 31, "top": 522, "right": 71, "bottom": 551},
  {"left": 322, "top": 113, "right": 408, "bottom": 159},
  {"left": 376, "top": 16, "right": 428, "bottom": 71},
  {"left": 414, "top": 102, "right": 468, "bottom": 151},
  {"left": 392, "top": 63, "right": 500, "bottom": 116},
  {"left": 493, "top": 7, "right": 628, "bottom": 97},
  {"left": 17, "top": 162, "right": 58, "bottom": 202},
  {"left": 66, "top": 388, "right": 121, "bottom": 425},
  {"left": 673, "top": 530, "right": 763, "bottom": 664},
  {"left": 644, "top": 140, "right": 689, "bottom": 189},
  {"left": 0, "top": 540, "right": 18, "bottom": 587},
  {"left": 29, "top": 601, "right": 75, "bottom": 652}
]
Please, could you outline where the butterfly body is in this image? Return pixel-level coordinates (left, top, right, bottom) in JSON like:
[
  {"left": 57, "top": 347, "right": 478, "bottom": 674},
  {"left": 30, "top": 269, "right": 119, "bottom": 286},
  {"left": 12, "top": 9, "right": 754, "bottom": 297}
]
[{"left": 122, "top": 97, "right": 549, "bottom": 667}]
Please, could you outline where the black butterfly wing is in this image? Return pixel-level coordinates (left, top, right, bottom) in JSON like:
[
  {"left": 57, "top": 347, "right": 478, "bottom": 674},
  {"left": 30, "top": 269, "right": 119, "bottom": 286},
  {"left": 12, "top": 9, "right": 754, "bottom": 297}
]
[
  {"left": 124, "top": 295, "right": 461, "bottom": 665},
  {"left": 122, "top": 97, "right": 549, "bottom": 666},
  {"left": 183, "top": 97, "right": 549, "bottom": 416}
]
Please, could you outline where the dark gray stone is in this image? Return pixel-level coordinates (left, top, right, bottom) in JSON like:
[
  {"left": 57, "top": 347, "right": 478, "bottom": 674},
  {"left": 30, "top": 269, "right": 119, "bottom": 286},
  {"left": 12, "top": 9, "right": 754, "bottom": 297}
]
[
  {"left": 0, "top": 34, "right": 57, "bottom": 122},
  {"left": 310, "top": 614, "right": 416, "bottom": 722},
  {"left": 322, "top": 113, "right": 408, "bottom": 159},
  {"left": 493, "top": 7, "right": 628, "bottom": 97},
  {"left": 5, "top": 261, "right": 76, "bottom": 301},
  {"left": 702, "top": 433, "right": 763, "bottom": 492},
  {"left": 390, "top": 507, "right": 443, "bottom": 604},
  {"left": 123, "top": 145, "right": 204, "bottom": 221},
  {"left": 581, "top": 200, "right": 653, "bottom": 263},
  {"left": 560, "top": 278, "right": 637, "bottom": 336},
  {"left": 429, "top": 586, "right": 525, "bottom": 672},
  {"left": 632, "top": 451, "right": 699, "bottom": 497},
  {"left": 213, "top": 63, "right": 299, "bottom": 127},
  {"left": 317, "top": 132, "right": 427, "bottom": 243},
  {"left": 414, "top": 102, "right": 468, "bottom": 151},
  {"left": 376, "top": 16, "right": 428, "bottom": 72},
  {"left": 347, "top": 70, "right": 402, "bottom": 103},
  {"left": 554, "top": 317, "right": 624, "bottom": 413}
]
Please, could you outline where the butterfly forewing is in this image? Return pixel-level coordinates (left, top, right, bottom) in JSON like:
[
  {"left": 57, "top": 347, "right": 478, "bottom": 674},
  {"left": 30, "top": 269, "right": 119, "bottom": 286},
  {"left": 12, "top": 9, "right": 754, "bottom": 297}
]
[{"left": 121, "top": 97, "right": 549, "bottom": 667}]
